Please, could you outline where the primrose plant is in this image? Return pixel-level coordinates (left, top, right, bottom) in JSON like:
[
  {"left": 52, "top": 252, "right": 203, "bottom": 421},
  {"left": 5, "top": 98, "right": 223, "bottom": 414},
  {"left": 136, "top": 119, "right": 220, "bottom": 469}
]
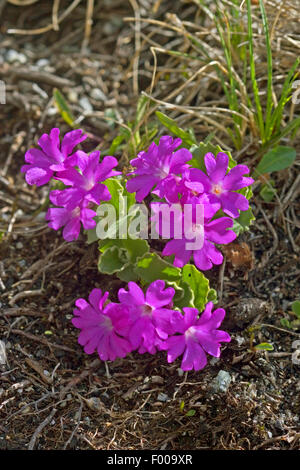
[{"left": 21, "top": 126, "right": 254, "bottom": 371}]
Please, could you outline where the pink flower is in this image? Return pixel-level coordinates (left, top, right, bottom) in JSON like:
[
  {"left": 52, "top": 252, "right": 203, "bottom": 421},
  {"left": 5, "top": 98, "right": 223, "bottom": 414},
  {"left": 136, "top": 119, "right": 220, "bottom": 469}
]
[
  {"left": 54, "top": 150, "right": 120, "bottom": 205},
  {"left": 151, "top": 197, "right": 237, "bottom": 270},
  {"left": 118, "top": 280, "right": 177, "bottom": 354},
  {"left": 186, "top": 152, "right": 254, "bottom": 218},
  {"left": 161, "top": 302, "right": 231, "bottom": 371},
  {"left": 72, "top": 289, "right": 133, "bottom": 361},
  {"left": 21, "top": 128, "right": 87, "bottom": 186},
  {"left": 45, "top": 198, "right": 97, "bottom": 242},
  {"left": 126, "top": 136, "right": 192, "bottom": 202},
  {"left": 45, "top": 151, "right": 120, "bottom": 241}
]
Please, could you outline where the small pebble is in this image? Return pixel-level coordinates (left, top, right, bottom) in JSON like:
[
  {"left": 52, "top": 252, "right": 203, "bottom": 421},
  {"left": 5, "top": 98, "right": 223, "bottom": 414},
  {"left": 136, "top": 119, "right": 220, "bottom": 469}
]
[
  {"left": 46, "top": 107, "right": 58, "bottom": 116},
  {"left": 235, "top": 335, "right": 245, "bottom": 346},
  {"left": 210, "top": 370, "right": 232, "bottom": 394},
  {"left": 16, "top": 242, "right": 23, "bottom": 250},
  {"left": 21, "top": 406, "right": 31, "bottom": 414},
  {"left": 79, "top": 96, "right": 93, "bottom": 113},
  {"left": 6, "top": 50, "right": 27, "bottom": 64},
  {"left": 85, "top": 397, "right": 102, "bottom": 411},
  {"left": 90, "top": 88, "right": 107, "bottom": 101},
  {"left": 151, "top": 376, "right": 164, "bottom": 385},
  {"left": 210, "top": 357, "right": 220, "bottom": 366},
  {"left": 68, "top": 90, "right": 78, "bottom": 103},
  {"left": 157, "top": 392, "right": 169, "bottom": 402},
  {"left": 36, "top": 58, "right": 50, "bottom": 68}
]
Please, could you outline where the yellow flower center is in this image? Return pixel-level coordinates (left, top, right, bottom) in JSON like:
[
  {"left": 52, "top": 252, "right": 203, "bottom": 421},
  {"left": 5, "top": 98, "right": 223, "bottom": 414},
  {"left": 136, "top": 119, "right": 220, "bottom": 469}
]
[{"left": 211, "top": 184, "right": 223, "bottom": 195}]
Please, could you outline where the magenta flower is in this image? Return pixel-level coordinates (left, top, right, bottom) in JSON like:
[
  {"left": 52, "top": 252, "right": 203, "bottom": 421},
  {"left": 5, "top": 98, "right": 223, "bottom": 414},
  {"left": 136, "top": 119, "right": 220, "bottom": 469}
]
[
  {"left": 72, "top": 289, "right": 133, "bottom": 361},
  {"left": 151, "top": 199, "right": 236, "bottom": 270},
  {"left": 118, "top": 280, "right": 177, "bottom": 354},
  {"left": 21, "top": 128, "right": 87, "bottom": 186},
  {"left": 162, "top": 219, "right": 236, "bottom": 271},
  {"left": 45, "top": 198, "right": 97, "bottom": 242},
  {"left": 161, "top": 302, "right": 231, "bottom": 371},
  {"left": 186, "top": 152, "right": 254, "bottom": 218},
  {"left": 54, "top": 150, "right": 120, "bottom": 205},
  {"left": 126, "top": 136, "right": 192, "bottom": 202}
]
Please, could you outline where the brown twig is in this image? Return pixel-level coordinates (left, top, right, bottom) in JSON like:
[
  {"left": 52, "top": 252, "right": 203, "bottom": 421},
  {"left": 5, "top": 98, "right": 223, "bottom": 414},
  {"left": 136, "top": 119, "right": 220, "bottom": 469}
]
[
  {"left": 11, "top": 329, "right": 79, "bottom": 354},
  {"left": 0, "top": 66, "right": 74, "bottom": 88},
  {"left": 81, "top": 0, "right": 94, "bottom": 52},
  {"left": 7, "top": 0, "right": 82, "bottom": 35},
  {"left": 28, "top": 408, "right": 57, "bottom": 450}
]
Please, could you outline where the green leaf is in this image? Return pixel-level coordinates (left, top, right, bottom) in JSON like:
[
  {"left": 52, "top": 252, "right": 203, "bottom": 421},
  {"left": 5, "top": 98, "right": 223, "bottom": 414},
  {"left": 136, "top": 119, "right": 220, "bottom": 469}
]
[
  {"left": 280, "top": 318, "right": 292, "bottom": 329},
  {"left": 232, "top": 207, "right": 255, "bottom": 236},
  {"left": 254, "top": 342, "right": 274, "bottom": 351},
  {"left": 86, "top": 226, "right": 99, "bottom": 245},
  {"left": 98, "top": 238, "right": 150, "bottom": 281},
  {"left": 99, "top": 238, "right": 149, "bottom": 260},
  {"left": 172, "top": 280, "right": 194, "bottom": 309},
  {"left": 155, "top": 111, "right": 196, "bottom": 146},
  {"left": 53, "top": 88, "right": 75, "bottom": 127},
  {"left": 121, "top": 238, "right": 149, "bottom": 262},
  {"left": 135, "top": 95, "right": 150, "bottom": 126},
  {"left": 185, "top": 409, "right": 196, "bottom": 417},
  {"left": 292, "top": 301, "right": 300, "bottom": 319},
  {"left": 117, "top": 263, "right": 140, "bottom": 282},
  {"left": 179, "top": 400, "right": 185, "bottom": 412},
  {"left": 98, "top": 246, "right": 128, "bottom": 274},
  {"left": 255, "top": 146, "right": 296, "bottom": 175},
  {"left": 92, "top": 178, "right": 137, "bottom": 241},
  {"left": 259, "top": 180, "right": 276, "bottom": 202},
  {"left": 103, "top": 178, "right": 127, "bottom": 218},
  {"left": 135, "top": 252, "right": 181, "bottom": 284},
  {"left": 207, "top": 288, "right": 218, "bottom": 304},
  {"left": 108, "top": 134, "right": 126, "bottom": 155},
  {"left": 181, "top": 264, "right": 210, "bottom": 313}
]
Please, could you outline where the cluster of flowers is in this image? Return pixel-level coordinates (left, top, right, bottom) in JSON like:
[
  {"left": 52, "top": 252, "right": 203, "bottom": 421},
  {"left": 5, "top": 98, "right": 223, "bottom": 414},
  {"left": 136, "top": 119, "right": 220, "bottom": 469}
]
[
  {"left": 72, "top": 280, "right": 230, "bottom": 371},
  {"left": 126, "top": 136, "right": 254, "bottom": 271},
  {"left": 21, "top": 128, "right": 120, "bottom": 241},
  {"left": 21, "top": 129, "right": 254, "bottom": 370},
  {"left": 22, "top": 130, "right": 253, "bottom": 265}
]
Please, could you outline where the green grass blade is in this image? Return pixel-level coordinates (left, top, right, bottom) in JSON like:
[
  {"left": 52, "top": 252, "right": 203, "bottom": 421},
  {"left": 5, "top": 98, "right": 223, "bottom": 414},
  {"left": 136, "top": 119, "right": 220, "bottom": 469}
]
[
  {"left": 214, "top": 14, "right": 240, "bottom": 123},
  {"left": 259, "top": 0, "right": 273, "bottom": 140},
  {"left": 260, "top": 116, "right": 300, "bottom": 153},
  {"left": 268, "top": 58, "right": 300, "bottom": 138},
  {"left": 247, "top": 0, "right": 265, "bottom": 142},
  {"left": 53, "top": 88, "right": 75, "bottom": 128}
]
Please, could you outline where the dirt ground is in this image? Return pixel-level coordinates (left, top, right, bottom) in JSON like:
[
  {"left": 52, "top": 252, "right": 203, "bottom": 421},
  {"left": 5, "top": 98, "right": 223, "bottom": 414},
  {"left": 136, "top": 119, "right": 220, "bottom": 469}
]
[{"left": 0, "top": 0, "right": 299, "bottom": 450}]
